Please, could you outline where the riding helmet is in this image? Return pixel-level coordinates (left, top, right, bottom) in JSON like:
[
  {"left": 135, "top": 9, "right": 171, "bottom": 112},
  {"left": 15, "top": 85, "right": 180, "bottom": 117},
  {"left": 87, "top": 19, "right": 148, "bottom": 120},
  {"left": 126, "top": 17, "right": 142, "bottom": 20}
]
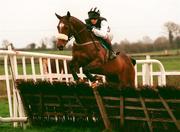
[{"left": 88, "top": 7, "right": 100, "bottom": 19}]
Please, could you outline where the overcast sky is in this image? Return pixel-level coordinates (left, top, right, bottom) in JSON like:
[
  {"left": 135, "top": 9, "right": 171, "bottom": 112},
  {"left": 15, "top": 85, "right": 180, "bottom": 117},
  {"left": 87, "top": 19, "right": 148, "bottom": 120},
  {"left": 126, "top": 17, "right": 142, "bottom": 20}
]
[{"left": 0, "top": 0, "right": 180, "bottom": 48}]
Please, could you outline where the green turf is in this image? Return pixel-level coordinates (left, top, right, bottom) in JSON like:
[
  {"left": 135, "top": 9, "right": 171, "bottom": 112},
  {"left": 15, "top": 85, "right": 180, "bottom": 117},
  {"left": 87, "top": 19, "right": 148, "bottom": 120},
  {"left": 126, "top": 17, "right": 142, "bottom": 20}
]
[
  {"left": 133, "top": 55, "right": 180, "bottom": 71},
  {"left": 152, "top": 56, "right": 180, "bottom": 71},
  {"left": 0, "top": 99, "right": 9, "bottom": 117}
]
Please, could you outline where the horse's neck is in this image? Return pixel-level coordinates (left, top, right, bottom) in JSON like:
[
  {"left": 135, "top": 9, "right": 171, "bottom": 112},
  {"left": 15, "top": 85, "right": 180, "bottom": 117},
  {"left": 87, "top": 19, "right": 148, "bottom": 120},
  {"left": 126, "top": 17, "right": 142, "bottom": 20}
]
[{"left": 71, "top": 17, "right": 96, "bottom": 44}]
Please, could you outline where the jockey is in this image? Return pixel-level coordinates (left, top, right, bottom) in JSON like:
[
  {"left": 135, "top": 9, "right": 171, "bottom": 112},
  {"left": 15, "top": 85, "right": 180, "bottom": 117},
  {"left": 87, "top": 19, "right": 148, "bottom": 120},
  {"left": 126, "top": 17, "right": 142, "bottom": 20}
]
[{"left": 85, "top": 7, "right": 116, "bottom": 59}]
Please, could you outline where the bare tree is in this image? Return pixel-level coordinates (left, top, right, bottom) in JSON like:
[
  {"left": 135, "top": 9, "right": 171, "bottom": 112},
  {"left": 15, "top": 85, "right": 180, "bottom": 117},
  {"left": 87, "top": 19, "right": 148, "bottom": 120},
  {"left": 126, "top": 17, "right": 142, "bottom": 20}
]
[
  {"left": 174, "top": 36, "right": 180, "bottom": 48},
  {"left": 1, "top": 39, "right": 10, "bottom": 49},
  {"left": 164, "top": 21, "right": 180, "bottom": 45},
  {"left": 26, "top": 43, "right": 36, "bottom": 50},
  {"left": 154, "top": 36, "right": 169, "bottom": 50},
  {"left": 141, "top": 36, "right": 153, "bottom": 44}
]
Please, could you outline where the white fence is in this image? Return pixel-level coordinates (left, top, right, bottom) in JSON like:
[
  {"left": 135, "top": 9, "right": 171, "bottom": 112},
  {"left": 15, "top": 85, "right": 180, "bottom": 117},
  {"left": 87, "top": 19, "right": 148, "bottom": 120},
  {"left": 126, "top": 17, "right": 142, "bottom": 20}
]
[{"left": 0, "top": 45, "right": 180, "bottom": 126}]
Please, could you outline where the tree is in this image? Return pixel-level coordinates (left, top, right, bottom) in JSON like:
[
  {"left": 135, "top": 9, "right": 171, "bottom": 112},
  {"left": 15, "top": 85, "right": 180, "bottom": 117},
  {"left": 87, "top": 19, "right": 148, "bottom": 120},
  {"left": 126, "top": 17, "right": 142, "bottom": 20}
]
[
  {"left": 26, "top": 43, "right": 36, "bottom": 50},
  {"left": 154, "top": 36, "right": 169, "bottom": 50},
  {"left": 174, "top": 36, "right": 180, "bottom": 48},
  {"left": 164, "top": 22, "right": 180, "bottom": 45},
  {"left": 141, "top": 36, "right": 153, "bottom": 44},
  {"left": 1, "top": 39, "right": 10, "bottom": 49},
  {"left": 41, "top": 42, "right": 47, "bottom": 49}
]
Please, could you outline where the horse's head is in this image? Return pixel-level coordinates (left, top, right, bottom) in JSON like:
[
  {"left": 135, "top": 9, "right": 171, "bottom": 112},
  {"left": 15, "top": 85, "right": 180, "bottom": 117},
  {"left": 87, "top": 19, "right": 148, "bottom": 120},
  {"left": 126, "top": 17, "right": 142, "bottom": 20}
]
[
  {"left": 55, "top": 11, "right": 73, "bottom": 50},
  {"left": 55, "top": 11, "right": 92, "bottom": 50}
]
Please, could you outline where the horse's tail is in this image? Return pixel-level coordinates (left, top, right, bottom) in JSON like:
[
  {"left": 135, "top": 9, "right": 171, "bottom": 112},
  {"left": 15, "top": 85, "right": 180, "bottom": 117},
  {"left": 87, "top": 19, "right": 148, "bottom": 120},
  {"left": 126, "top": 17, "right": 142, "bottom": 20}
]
[{"left": 116, "top": 51, "right": 136, "bottom": 66}]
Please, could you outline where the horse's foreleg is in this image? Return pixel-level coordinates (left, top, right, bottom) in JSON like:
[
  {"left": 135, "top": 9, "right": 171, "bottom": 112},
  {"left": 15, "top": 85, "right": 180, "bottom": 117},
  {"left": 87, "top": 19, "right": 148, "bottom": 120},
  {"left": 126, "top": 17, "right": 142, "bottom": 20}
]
[
  {"left": 83, "top": 59, "right": 102, "bottom": 82},
  {"left": 83, "top": 68, "right": 96, "bottom": 82},
  {"left": 69, "top": 61, "right": 79, "bottom": 81}
]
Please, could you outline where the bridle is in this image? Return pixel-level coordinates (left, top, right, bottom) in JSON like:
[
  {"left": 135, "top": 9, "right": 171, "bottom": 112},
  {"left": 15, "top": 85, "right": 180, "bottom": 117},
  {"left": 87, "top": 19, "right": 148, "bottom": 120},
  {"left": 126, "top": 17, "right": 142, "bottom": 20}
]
[
  {"left": 57, "top": 16, "right": 99, "bottom": 51},
  {"left": 67, "top": 17, "right": 100, "bottom": 51},
  {"left": 57, "top": 17, "right": 87, "bottom": 43},
  {"left": 67, "top": 20, "right": 87, "bottom": 43}
]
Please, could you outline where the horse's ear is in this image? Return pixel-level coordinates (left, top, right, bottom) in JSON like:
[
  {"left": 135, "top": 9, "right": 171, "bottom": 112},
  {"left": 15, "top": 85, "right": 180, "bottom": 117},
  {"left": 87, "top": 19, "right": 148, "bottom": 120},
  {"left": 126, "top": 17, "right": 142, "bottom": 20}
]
[
  {"left": 67, "top": 11, "right": 71, "bottom": 18},
  {"left": 55, "top": 13, "right": 62, "bottom": 19}
]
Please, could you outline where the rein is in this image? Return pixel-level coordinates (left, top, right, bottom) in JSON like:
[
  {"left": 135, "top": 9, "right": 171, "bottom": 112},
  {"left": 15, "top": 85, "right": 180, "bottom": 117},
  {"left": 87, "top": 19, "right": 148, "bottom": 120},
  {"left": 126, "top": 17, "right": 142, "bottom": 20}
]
[
  {"left": 74, "top": 41, "right": 99, "bottom": 46},
  {"left": 68, "top": 22, "right": 86, "bottom": 42},
  {"left": 89, "top": 31, "right": 100, "bottom": 51},
  {"left": 68, "top": 18, "right": 100, "bottom": 51}
]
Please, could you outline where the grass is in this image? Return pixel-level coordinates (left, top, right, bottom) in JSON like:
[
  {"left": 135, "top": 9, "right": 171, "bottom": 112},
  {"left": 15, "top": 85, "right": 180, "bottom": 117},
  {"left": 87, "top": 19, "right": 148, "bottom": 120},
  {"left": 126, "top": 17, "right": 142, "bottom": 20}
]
[
  {"left": 131, "top": 48, "right": 180, "bottom": 56},
  {"left": 0, "top": 99, "right": 12, "bottom": 128},
  {"left": 0, "top": 99, "right": 9, "bottom": 117},
  {"left": 0, "top": 125, "right": 102, "bottom": 132},
  {"left": 133, "top": 55, "right": 180, "bottom": 71},
  {"left": 153, "top": 56, "right": 180, "bottom": 71}
]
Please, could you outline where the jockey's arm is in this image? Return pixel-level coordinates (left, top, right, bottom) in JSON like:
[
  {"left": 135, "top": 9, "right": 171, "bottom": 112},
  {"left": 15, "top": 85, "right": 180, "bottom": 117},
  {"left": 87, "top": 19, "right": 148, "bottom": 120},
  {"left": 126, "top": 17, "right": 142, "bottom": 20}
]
[{"left": 92, "top": 20, "right": 109, "bottom": 39}]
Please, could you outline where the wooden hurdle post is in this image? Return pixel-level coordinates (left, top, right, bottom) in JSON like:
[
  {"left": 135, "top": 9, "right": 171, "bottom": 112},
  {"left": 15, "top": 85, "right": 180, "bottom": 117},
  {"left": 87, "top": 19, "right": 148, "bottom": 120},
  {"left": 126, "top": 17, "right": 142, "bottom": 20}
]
[
  {"left": 158, "top": 93, "right": 180, "bottom": 131},
  {"left": 120, "top": 95, "right": 124, "bottom": 127},
  {"left": 139, "top": 96, "right": 153, "bottom": 132},
  {"left": 92, "top": 88, "right": 111, "bottom": 130}
]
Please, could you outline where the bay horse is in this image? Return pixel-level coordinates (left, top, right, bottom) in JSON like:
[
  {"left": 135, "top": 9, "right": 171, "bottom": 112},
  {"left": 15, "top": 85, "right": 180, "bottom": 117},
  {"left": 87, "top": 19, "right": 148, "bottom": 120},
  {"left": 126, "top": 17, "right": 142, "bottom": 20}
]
[{"left": 55, "top": 11, "right": 136, "bottom": 87}]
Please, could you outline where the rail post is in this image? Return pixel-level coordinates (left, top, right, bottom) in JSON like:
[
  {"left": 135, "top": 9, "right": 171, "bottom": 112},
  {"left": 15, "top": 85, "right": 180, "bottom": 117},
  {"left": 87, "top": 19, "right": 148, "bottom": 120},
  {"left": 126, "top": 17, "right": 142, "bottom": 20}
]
[
  {"left": 142, "top": 55, "right": 153, "bottom": 86},
  {"left": 7, "top": 44, "right": 26, "bottom": 127}
]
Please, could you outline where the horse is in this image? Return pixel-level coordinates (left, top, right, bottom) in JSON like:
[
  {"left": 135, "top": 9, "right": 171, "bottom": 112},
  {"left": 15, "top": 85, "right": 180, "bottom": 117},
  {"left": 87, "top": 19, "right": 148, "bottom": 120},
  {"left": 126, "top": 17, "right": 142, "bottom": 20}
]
[{"left": 55, "top": 11, "right": 136, "bottom": 87}]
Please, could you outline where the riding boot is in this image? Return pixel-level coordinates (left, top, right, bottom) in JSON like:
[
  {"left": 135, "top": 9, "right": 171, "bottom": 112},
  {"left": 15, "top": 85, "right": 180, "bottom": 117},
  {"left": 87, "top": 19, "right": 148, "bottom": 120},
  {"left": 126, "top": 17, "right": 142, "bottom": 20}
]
[
  {"left": 109, "top": 49, "right": 116, "bottom": 60},
  {"left": 104, "top": 38, "right": 116, "bottom": 60}
]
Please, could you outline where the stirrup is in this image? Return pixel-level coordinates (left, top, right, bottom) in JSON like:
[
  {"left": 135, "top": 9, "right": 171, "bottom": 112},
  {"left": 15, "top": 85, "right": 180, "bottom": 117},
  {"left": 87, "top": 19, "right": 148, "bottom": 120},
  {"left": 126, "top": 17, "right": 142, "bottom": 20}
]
[{"left": 109, "top": 52, "right": 116, "bottom": 60}]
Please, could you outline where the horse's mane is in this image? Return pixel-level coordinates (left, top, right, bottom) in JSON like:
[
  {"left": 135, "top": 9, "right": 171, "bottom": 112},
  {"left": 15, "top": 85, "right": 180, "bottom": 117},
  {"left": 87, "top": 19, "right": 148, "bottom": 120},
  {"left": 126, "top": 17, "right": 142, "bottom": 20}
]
[
  {"left": 67, "top": 15, "right": 97, "bottom": 43},
  {"left": 70, "top": 16, "right": 86, "bottom": 27}
]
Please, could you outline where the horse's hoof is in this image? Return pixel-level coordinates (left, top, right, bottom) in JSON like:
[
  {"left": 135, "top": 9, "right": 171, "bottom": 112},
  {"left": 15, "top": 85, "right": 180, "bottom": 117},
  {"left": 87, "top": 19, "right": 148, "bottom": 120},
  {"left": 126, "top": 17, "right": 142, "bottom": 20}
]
[
  {"left": 91, "top": 81, "right": 99, "bottom": 88},
  {"left": 94, "top": 75, "right": 103, "bottom": 82},
  {"left": 79, "top": 78, "right": 84, "bottom": 83},
  {"left": 76, "top": 78, "right": 85, "bottom": 84}
]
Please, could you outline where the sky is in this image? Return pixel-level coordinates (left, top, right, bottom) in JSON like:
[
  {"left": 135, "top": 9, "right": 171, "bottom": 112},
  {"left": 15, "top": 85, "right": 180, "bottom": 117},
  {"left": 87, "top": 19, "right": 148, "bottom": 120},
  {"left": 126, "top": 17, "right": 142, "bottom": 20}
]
[{"left": 0, "top": 0, "right": 180, "bottom": 48}]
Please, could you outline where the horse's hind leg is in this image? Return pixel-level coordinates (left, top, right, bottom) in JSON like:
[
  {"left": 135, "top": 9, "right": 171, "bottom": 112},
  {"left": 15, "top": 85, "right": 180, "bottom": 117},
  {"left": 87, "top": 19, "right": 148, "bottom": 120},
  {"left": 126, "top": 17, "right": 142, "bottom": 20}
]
[
  {"left": 118, "top": 74, "right": 127, "bottom": 88},
  {"left": 118, "top": 70, "right": 135, "bottom": 88},
  {"left": 118, "top": 72, "right": 134, "bottom": 88}
]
